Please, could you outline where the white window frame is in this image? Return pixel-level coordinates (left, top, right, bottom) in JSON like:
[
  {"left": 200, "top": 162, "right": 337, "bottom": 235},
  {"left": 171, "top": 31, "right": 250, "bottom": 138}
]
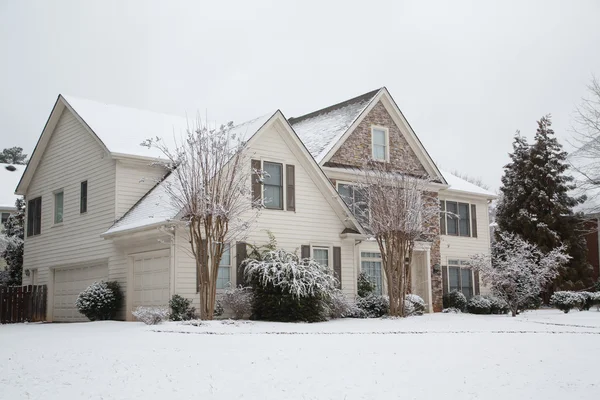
[
  {"left": 311, "top": 245, "right": 331, "bottom": 268},
  {"left": 360, "top": 251, "right": 384, "bottom": 295},
  {"left": 336, "top": 181, "right": 370, "bottom": 223},
  {"left": 215, "top": 243, "right": 231, "bottom": 290},
  {"left": 446, "top": 259, "right": 474, "bottom": 298},
  {"left": 441, "top": 200, "right": 474, "bottom": 238},
  {"left": 261, "top": 158, "right": 287, "bottom": 211},
  {"left": 53, "top": 189, "right": 64, "bottom": 225},
  {"left": 371, "top": 125, "right": 389, "bottom": 162}
]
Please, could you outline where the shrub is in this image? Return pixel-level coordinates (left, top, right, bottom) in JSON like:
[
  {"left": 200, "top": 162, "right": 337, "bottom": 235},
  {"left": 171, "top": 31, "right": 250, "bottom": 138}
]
[
  {"left": 245, "top": 249, "right": 338, "bottom": 322},
  {"left": 132, "top": 306, "right": 169, "bottom": 325},
  {"left": 443, "top": 291, "right": 467, "bottom": 312},
  {"left": 76, "top": 281, "right": 123, "bottom": 321},
  {"left": 467, "top": 295, "right": 492, "bottom": 314},
  {"left": 519, "top": 295, "right": 542, "bottom": 311},
  {"left": 327, "top": 290, "right": 360, "bottom": 319},
  {"left": 169, "top": 294, "right": 197, "bottom": 321},
  {"left": 592, "top": 292, "right": 600, "bottom": 311},
  {"left": 214, "top": 299, "right": 224, "bottom": 317},
  {"left": 484, "top": 295, "right": 510, "bottom": 314},
  {"left": 355, "top": 294, "right": 389, "bottom": 318},
  {"left": 550, "top": 291, "right": 583, "bottom": 313},
  {"left": 577, "top": 292, "right": 596, "bottom": 311},
  {"left": 442, "top": 307, "right": 461, "bottom": 313},
  {"left": 595, "top": 278, "right": 600, "bottom": 292},
  {"left": 405, "top": 294, "right": 425, "bottom": 316},
  {"left": 220, "top": 286, "right": 253, "bottom": 319},
  {"left": 357, "top": 271, "right": 376, "bottom": 298}
]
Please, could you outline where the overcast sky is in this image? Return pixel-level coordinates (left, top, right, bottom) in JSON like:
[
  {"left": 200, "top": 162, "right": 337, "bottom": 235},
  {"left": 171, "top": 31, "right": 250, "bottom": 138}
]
[{"left": 1, "top": 0, "right": 599, "bottom": 190}]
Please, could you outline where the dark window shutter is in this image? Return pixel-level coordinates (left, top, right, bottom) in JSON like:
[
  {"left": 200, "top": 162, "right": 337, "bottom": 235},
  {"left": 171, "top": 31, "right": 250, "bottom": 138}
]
[
  {"left": 251, "top": 159, "right": 262, "bottom": 206},
  {"left": 286, "top": 164, "right": 295, "bottom": 211},
  {"left": 301, "top": 245, "right": 310, "bottom": 259},
  {"left": 442, "top": 265, "right": 449, "bottom": 295},
  {"left": 333, "top": 246, "right": 341, "bottom": 288},
  {"left": 197, "top": 239, "right": 208, "bottom": 293},
  {"left": 35, "top": 197, "right": 41, "bottom": 235},
  {"left": 236, "top": 242, "right": 247, "bottom": 287},
  {"left": 439, "top": 200, "right": 446, "bottom": 235},
  {"left": 474, "top": 270, "right": 480, "bottom": 295},
  {"left": 27, "top": 199, "right": 34, "bottom": 237},
  {"left": 471, "top": 204, "right": 477, "bottom": 238}
]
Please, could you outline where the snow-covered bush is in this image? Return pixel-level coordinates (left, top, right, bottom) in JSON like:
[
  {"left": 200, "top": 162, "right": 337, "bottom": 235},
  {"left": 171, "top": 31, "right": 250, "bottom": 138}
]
[
  {"left": 355, "top": 294, "right": 390, "bottom": 318},
  {"left": 484, "top": 295, "right": 510, "bottom": 314},
  {"left": 75, "top": 281, "right": 123, "bottom": 321},
  {"left": 245, "top": 249, "right": 338, "bottom": 322},
  {"left": 169, "top": 294, "right": 197, "bottom": 321},
  {"left": 550, "top": 291, "right": 583, "bottom": 313},
  {"left": 443, "top": 291, "right": 467, "bottom": 312},
  {"left": 214, "top": 299, "right": 224, "bottom": 317},
  {"left": 405, "top": 294, "right": 425, "bottom": 316},
  {"left": 576, "top": 292, "right": 597, "bottom": 311},
  {"left": 220, "top": 286, "right": 253, "bottom": 319},
  {"left": 357, "top": 271, "right": 376, "bottom": 298},
  {"left": 442, "top": 307, "right": 462, "bottom": 313},
  {"left": 132, "top": 306, "right": 169, "bottom": 325},
  {"left": 326, "top": 290, "right": 360, "bottom": 319},
  {"left": 467, "top": 295, "right": 492, "bottom": 314}
]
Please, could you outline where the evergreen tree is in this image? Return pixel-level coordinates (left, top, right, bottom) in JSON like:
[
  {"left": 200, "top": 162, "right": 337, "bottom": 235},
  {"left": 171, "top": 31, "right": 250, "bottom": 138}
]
[
  {"left": 0, "top": 147, "right": 28, "bottom": 165},
  {"left": 2, "top": 197, "right": 25, "bottom": 286},
  {"left": 496, "top": 116, "right": 593, "bottom": 292}
]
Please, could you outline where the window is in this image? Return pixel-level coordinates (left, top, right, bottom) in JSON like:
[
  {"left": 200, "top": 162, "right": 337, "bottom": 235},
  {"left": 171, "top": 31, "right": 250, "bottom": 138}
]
[
  {"left": 263, "top": 162, "right": 283, "bottom": 210},
  {"left": 216, "top": 244, "right": 231, "bottom": 289},
  {"left": 448, "top": 260, "right": 473, "bottom": 299},
  {"left": 1, "top": 212, "right": 10, "bottom": 225},
  {"left": 371, "top": 127, "right": 388, "bottom": 161},
  {"left": 337, "top": 183, "right": 369, "bottom": 223},
  {"left": 54, "top": 191, "right": 64, "bottom": 224},
  {"left": 312, "top": 247, "right": 330, "bottom": 267},
  {"left": 80, "top": 181, "right": 88, "bottom": 213},
  {"left": 441, "top": 201, "right": 473, "bottom": 237},
  {"left": 27, "top": 197, "right": 42, "bottom": 237},
  {"left": 361, "top": 252, "right": 383, "bottom": 295}
]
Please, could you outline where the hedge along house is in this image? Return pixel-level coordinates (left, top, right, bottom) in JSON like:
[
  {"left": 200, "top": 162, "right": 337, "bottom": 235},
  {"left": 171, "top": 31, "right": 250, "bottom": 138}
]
[{"left": 17, "top": 88, "right": 495, "bottom": 321}]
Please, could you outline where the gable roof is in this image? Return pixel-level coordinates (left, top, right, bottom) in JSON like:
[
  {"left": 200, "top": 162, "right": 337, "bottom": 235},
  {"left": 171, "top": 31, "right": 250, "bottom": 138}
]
[
  {"left": 1, "top": 163, "right": 25, "bottom": 210},
  {"left": 289, "top": 89, "right": 380, "bottom": 163},
  {"left": 290, "top": 87, "right": 446, "bottom": 184}
]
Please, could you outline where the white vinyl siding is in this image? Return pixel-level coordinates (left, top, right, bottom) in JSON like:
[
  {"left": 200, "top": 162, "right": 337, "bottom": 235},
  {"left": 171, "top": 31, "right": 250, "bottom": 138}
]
[{"left": 115, "top": 160, "right": 167, "bottom": 220}]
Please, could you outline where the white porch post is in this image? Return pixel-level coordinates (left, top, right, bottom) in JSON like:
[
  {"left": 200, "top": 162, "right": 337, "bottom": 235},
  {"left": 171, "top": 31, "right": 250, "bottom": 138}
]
[{"left": 426, "top": 248, "right": 433, "bottom": 313}]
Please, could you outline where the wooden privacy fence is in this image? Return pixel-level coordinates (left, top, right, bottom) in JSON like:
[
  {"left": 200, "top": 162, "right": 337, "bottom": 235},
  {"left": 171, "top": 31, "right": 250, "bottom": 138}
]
[{"left": 0, "top": 285, "right": 47, "bottom": 324}]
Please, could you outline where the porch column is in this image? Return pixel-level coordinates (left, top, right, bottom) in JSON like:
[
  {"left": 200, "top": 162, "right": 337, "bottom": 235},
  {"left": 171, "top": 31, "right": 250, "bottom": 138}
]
[{"left": 426, "top": 248, "right": 433, "bottom": 313}]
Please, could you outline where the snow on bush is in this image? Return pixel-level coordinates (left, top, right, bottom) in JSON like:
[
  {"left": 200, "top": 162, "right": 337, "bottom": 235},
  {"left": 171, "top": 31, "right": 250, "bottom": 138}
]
[
  {"left": 327, "top": 290, "right": 360, "bottom": 319},
  {"left": 169, "top": 294, "right": 197, "bottom": 321},
  {"left": 357, "top": 271, "right": 376, "bottom": 298},
  {"left": 467, "top": 295, "right": 492, "bottom": 314},
  {"left": 220, "top": 286, "right": 253, "bottom": 319},
  {"left": 442, "top": 307, "right": 462, "bottom": 313},
  {"left": 550, "top": 291, "right": 583, "bottom": 313},
  {"left": 576, "top": 292, "right": 598, "bottom": 311},
  {"left": 404, "top": 294, "right": 425, "bottom": 316},
  {"left": 484, "top": 295, "right": 510, "bottom": 314},
  {"left": 132, "top": 306, "right": 169, "bottom": 325},
  {"left": 443, "top": 291, "right": 467, "bottom": 312},
  {"left": 355, "top": 294, "right": 390, "bottom": 318},
  {"left": 75, "top": 281, "right": 123, "bottom": 321}
]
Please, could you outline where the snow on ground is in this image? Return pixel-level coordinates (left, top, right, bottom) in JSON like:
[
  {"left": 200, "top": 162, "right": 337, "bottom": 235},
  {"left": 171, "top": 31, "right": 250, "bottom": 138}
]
[{"left": 1, "top": 310, "right": 599, "bottom": 400}]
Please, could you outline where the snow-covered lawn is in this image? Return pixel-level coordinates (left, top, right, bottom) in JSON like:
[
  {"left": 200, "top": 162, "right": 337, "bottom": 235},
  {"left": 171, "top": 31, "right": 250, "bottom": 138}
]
[{"left": 1, "top": 310, "right": 599, "bottom": 399}]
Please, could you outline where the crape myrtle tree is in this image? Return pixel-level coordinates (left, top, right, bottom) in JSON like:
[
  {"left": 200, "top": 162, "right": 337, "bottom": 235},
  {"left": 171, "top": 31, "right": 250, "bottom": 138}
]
[
  {"left": 496, "top": 116, "right": 592, "bottom": 292},
  {"left": 143, "top": 120, "right": 263, "bottom": 320},
  {"left": 469, "top": 232, "right": 570, "bottom": 317},
  {"left": 354, "top": 162, "right": 439, "bottom": 317}
]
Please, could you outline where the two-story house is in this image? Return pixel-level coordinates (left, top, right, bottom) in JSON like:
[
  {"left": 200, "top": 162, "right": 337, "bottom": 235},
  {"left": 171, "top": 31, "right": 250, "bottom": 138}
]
[{"left": 16, "top": 88, "right": 495, "bottom": 321}]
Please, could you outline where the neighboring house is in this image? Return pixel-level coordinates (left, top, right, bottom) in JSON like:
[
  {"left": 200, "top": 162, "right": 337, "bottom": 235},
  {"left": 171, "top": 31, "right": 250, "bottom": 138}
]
[
  {"left": 17, "top": 88, "right": 495, "bottom": 321},
  {"left": 1, "top": 163, "right": 25, "bottom": 270}
]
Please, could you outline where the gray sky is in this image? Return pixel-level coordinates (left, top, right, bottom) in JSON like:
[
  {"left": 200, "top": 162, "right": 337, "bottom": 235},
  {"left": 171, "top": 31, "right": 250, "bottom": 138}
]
[{"left": 1, "top": 0, "right": 599, "bottom": 190}]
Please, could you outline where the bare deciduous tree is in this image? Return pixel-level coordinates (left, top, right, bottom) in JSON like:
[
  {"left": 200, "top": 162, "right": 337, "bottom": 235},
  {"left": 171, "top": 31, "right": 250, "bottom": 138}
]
[
  {"left": 354, "top": 164, "right": 439, "bottom": 317},
  {"left": 450, "top": 169, "right": 491, "bottom": 191},
  {"left": 143, "top": 120, "right": 263, "bottom": 320},
  {"left": 469, "top": 232, "right": 570, "bottom": 317}
]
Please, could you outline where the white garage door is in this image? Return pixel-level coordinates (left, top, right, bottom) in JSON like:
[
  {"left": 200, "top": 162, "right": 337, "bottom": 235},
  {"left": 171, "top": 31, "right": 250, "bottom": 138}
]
[
  {"left": 53, "top": 264, "right": 108, "bottom": 322},
  {"left": 132, "top": 251, "right": 170, "bottom": 309}
]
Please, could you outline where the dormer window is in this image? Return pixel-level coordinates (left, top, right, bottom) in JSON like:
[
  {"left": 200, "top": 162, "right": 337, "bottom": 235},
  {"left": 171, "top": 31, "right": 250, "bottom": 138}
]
[{"left": 371, "top": 126, "right": 388, "bottom": 161}]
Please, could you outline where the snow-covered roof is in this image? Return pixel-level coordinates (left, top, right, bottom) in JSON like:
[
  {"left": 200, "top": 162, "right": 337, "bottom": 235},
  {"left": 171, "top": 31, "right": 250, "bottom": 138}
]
[
  {"left": 440, "top": 170, "right": 496, "bottom": 198},
  {"left": 103, "top": 113, "right": 275, "bottom": 236},
  {"left": 289, "top": 89, "right": 380, "bottom": 162},
  {"left": 63, "top": 95, "right": 191, "bottom": 159},
  {"left": 0, "top": 163, "right": 25, "bottom": 209}
]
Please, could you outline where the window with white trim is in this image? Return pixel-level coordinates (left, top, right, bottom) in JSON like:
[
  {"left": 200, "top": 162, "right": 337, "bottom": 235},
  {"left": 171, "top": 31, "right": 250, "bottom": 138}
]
[
  {"left": 263, "top": 162, "right": 283, "bottom": 210},
  {"left": 337, "top": 183, "right": 369, "bottom": 223},
  {"left": 216, "top": 243, "right": 231, "bottom": 289},
  {"left": 54, "top": 191, "right": 64, "bottom": 224},
  {"left": 361, "top": 251, "right": 383, "bottom": 295},
  {"left": 441, "top": 200, "right": 475, "bottom": 237},
  {"left": 312, "top": 246, "right": 330, "bottom": 268},
  {"left": 371, "top": 127, "right": 388, "bottom": 161},
  {"left": 448, "top": 260, "right": 473, "bottom": 298}
]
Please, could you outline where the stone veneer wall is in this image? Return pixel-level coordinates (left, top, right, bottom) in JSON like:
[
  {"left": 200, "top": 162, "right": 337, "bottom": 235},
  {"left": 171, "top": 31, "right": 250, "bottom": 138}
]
[{"left": 328, "top": 101, "right": 429, "bottom": 177}]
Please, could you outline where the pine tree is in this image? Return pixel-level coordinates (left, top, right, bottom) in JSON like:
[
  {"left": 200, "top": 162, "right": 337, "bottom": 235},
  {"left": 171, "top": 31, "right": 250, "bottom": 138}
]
[
  {"left": 2, "top": 197, "right": 25, "bottom": 286},
  {"left": 496, "top": 116, "right": 593, "bottom": 292}
]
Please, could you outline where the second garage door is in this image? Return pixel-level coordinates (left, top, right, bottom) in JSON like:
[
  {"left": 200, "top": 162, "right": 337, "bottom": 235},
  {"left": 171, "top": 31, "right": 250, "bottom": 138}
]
[
  {"left": 132, "top": 250, "right": 170, "bottom": 308},
  {"left": 53, "top": 263, "right": 108, "bottom": 322}
]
